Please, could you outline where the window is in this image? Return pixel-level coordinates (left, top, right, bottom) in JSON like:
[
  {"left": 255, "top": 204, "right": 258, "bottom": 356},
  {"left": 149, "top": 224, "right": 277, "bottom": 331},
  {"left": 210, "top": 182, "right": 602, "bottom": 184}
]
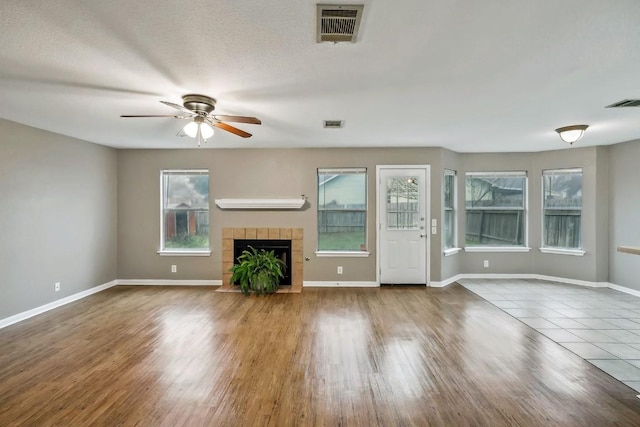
[
  {"left": 160, "top": 170, "right": 210, "bottom": 253},
  {"left": 443, "top": 170, "right": 457, "bottom": 250},
  {"left": 317, "top": 168, "right": 367, "bottom": 252},
  {"left": 543, "top": 168, "right": 582, "bottom": 249},
  {"left": 465, "top": 171, "right": 527, "bottom": 247},
  {"left": 386, "top": 176, "right": 419, "bottom": 230}
]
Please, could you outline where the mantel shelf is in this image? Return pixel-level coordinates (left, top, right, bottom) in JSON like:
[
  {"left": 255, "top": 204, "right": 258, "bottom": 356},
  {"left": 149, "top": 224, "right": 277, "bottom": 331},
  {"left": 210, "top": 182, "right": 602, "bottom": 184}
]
[{"left": 214, "top": 198, "right": 305, "bottom": 210}]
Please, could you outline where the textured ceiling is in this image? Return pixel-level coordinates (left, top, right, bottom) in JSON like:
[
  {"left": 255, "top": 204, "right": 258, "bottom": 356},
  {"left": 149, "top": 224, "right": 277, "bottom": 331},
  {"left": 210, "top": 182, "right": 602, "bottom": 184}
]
[{"left": 1, "top": 1, "right": 639, "bottom": 152}]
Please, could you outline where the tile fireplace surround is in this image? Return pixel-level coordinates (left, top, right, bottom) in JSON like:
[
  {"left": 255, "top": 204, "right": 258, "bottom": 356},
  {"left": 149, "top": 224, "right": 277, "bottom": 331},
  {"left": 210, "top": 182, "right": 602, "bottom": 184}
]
[{"left": 220, "top": 227, "right": 304, "bottom": 293}]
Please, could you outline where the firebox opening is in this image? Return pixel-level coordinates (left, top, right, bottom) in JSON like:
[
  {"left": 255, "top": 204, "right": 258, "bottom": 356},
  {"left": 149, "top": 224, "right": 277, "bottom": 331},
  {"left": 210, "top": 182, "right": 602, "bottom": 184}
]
[{"left": 233, "top": 239, "right": 292, "bottom": 286}]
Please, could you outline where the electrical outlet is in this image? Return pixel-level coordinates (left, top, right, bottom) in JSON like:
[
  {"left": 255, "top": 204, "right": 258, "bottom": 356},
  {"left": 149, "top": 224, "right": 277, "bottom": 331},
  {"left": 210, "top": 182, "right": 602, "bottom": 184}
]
[
  {"left": 54, "top": 282, "right": 61, "bottom": 292},
  {"left": 171, "top": 265, "right": 177, "bottom": 273},
  {"left": 483, "top": 260, "right": 489, "bottom": 268},
  {"left": 337, "top": 266, "right": 343, "bottom": 275}
]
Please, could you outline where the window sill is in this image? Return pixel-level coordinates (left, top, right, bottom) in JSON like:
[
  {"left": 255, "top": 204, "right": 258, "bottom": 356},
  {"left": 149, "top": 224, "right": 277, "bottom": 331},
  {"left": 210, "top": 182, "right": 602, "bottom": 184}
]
[
  {"left": 157, "top": 250, "right": 212, "bottom": 257},
  {"left": 443, "top": 248, "right": 462, "bottom": 256},
  {"left": 464, "top": 246, "right": 531, "bottom": 253},
  {"left": 315, "top": 251, "right": 371, "bottom": 258},
  {"left": 539, "top": 247, "right": 585, "bottom": 256}
]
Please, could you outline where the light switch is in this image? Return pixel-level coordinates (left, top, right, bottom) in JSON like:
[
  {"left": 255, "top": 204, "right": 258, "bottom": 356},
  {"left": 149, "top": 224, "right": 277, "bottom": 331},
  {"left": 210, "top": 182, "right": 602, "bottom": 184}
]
[
  {"left": 431, "top": 226, "right": 437, "bottom": 235},
  {"left": 431, "top": 219, "right": 437, "bottom": 227}
]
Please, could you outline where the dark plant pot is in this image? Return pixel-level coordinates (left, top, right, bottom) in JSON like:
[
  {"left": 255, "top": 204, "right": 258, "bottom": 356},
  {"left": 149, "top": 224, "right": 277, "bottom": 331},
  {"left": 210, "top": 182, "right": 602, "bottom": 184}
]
[{"left": 249, "top": 271, "right": 278, "bottom": 295}]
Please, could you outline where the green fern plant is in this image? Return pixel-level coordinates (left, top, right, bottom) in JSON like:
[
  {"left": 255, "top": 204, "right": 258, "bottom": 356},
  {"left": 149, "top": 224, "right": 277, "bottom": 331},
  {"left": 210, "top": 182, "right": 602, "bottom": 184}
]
[{"left": 229, "top": 246, "right": 286, "bottom": 295}]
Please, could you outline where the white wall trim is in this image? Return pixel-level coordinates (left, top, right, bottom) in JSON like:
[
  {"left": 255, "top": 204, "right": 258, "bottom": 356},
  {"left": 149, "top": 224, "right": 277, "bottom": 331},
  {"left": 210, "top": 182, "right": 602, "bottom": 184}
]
[
  {"left": 532, "top": 275, "right": 609, "bottom": 288},
  {"left": 539, "top": 247, "right": 586, "bottom": 256},
  {"left": 157, "top": 250, "right": 212, "bottom": 257},
  {"left": 443, "top": 248, "right": 462, "bottom": 257},
  {"left": 118, "top": 279, "right": 222, "bottom": 286},
  {"left": 435, "top": 273, "right": 640, "bottom": 296},
  {"left": 464, "top": 247, "right": 532, "bottom": 253},
  {"left": 430, "top": 274, "right": 464, "bottom": 287},
  {"left": 304, "top": 281, "right": 379, "bottom": 287},
  {"left": 314, "top": 251, "right": 371, "bottom": 258},
  {"left": 6, "top": 276, "right": 639, "bottom": 331},
  {"left": 608, "top": 282, "right": 640, "bottom": 298},
  {"left": 0, "top": 279, "right": 118, "bottom": 330}
]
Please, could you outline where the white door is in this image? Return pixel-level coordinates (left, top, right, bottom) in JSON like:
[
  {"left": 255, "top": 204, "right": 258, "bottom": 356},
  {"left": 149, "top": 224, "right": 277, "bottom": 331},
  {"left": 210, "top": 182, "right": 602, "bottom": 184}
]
[{"left": 377, "top": 166, "right": 429, "bottom": 285}]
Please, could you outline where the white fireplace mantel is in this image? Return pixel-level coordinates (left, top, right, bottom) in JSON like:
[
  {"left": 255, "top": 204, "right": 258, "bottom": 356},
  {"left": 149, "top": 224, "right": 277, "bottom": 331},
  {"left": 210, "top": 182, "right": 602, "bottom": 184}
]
[{"left": 214, "top": 198, "right": 305, "bottom": 210}]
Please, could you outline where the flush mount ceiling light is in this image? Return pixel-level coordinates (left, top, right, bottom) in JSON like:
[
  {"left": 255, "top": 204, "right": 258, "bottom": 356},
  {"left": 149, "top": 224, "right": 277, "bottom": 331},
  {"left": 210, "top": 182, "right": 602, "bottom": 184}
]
[{"left": 555, "top": 124, "right": 589, "bottom": 145}]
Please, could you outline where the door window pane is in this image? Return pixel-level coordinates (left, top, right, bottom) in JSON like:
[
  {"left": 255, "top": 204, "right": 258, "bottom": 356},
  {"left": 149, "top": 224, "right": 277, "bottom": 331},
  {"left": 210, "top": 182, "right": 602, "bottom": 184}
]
[{"left": 386, "top": 177, "right": 419, "bottom": 230}]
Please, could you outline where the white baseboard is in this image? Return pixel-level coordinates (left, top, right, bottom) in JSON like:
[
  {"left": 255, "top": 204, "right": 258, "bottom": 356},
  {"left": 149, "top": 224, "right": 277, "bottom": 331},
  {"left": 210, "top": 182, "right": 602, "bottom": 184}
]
[
  {"left": 6, "top": 275, "right": 639, "bottom": 331},
  {"left": 430, "top": 275, "right": 463, "bottom": 287},
  {"left": 608, "top": 282, "right": 640, "bottom": 298},
  {"left": 531, "top": 274, "right": 609, "bottom": 288},
  {"left": 304, "top": 281, "right": 379, "bottom": 287},
  {"left": 117, "top": 279, "right": 222, "bottom": 286},
  {"left": 437, "top": 273, "right": 640, "bottom": 297},
  {"left": 0, "top": 280, "right": 118, "bottom": 330}
]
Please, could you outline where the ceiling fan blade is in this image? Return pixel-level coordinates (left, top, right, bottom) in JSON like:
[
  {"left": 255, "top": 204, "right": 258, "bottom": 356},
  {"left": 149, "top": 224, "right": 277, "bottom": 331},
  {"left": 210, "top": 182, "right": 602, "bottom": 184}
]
[
  {"left": 212, "top": 115, "right": 262, "bottom": 125},
  {"left": 213, "top": 122, "right": 252, "bottom": 138},
  {"left": 160, "top": 101, "right": 195, "bottom": 115},
  {"left": 120, "top": 114, "right": 183, "bottom": 118}
]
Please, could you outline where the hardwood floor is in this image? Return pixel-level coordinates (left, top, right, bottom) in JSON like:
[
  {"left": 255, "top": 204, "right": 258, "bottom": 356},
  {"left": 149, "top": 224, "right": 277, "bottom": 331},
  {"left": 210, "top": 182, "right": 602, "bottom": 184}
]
[{"left": 2, "top": 284, "right": 640, "bottom": 426}]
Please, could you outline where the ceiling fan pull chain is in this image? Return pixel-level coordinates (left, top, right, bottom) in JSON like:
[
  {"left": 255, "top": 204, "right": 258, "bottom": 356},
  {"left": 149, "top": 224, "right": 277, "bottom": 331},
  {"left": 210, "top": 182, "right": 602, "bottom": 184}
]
[{"left": 196, "top": 124, "right": 202, "bottom": 147}]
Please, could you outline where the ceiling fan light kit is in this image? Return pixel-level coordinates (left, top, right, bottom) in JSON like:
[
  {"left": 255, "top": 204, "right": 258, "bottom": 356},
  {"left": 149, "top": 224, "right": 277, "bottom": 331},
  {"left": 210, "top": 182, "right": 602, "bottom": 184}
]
[
  {"left": 120, "top": 94, "right": 261, "bottom": 146},
  {"left": 555, "top": 124, "right": 589, "bottom": 145},
  {"left": 183, "top": 116, "right": 214, "bottom": 146}
]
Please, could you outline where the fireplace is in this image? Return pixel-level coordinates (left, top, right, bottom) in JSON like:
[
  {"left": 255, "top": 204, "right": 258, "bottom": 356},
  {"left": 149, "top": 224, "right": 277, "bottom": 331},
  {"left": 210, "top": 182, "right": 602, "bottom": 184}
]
[
  {"left": 220, "top": 227, "right": 303, "bottom": 293},
  {"left": 233, "top": 239, "right": 292, "bottom": 286}
]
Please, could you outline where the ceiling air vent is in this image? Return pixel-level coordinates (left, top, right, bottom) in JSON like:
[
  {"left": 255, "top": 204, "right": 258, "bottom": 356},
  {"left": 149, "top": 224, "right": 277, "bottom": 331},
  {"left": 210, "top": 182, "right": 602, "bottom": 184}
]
[
  {"left": 316, "top": 4, "right": 364, "bottom": 43},
  {"left": 605, "top": 99, "right": 640, "bottom": 108},
  {"left": 323, "top": 120, "right": 344, "bottom": 128}
]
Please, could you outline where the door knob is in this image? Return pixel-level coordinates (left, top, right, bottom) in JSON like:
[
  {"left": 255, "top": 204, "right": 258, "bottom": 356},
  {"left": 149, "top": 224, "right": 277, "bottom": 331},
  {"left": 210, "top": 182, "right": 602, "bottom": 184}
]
[{"left": 420, "top": 234, "right": 426, "bottom": 238}]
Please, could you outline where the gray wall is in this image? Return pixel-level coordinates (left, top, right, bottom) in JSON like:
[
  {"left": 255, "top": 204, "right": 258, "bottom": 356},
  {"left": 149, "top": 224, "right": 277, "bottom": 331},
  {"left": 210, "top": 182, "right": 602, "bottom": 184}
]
[
  {"left": 117, "top": 145, "right": 616, "bottom": 285},
  {"left": 0, "top": 119, "right": 118, "bottom": 320},
  {"left": 609, "top": 139, "right": 640, "bottom": 291},
  {"left": 450, "top": 146, "right": 607, "bottom": 282},
  {"left": 117, "top": 147, "right": 444, "bottom": 282},
  {"left": 595, "top": 147, "right": 610, "bottom": 282}
]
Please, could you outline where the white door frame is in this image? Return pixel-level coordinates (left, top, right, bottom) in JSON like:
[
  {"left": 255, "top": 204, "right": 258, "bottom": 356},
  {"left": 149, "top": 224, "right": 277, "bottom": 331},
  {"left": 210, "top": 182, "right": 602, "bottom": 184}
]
[{"left": 376, "top": 165, "right": 431, "bottom": 286}]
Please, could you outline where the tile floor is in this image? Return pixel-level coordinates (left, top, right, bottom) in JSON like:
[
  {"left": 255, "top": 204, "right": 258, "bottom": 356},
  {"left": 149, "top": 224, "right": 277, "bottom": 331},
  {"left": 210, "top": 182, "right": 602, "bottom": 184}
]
[{"left": 459, "top": 278, "right": 640, "bottom": 394}]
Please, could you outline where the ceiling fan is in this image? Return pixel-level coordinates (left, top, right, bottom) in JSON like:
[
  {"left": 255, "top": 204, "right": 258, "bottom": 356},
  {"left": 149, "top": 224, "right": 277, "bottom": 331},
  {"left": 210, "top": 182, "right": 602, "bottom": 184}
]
[{"left": 121, "top": 94, "right": 261, "bottom": 146}]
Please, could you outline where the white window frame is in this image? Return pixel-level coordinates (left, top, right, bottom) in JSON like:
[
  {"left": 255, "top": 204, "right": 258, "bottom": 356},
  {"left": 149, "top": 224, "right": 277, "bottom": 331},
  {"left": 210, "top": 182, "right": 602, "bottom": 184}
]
[
  {"left": 443, "top": 169, "right": 460, "bottom": 256},
  {"left": 158, "top": 169, "right": 211, "bottom": 256},
  {"left": 540, "top": 168, "right": 585, "bottom": 256},
  {"left": 315, "top": 167, "right": 369, "bottom": 257},
  {"left": 464, "top": 171, "right": 530, "bottom": 253}
]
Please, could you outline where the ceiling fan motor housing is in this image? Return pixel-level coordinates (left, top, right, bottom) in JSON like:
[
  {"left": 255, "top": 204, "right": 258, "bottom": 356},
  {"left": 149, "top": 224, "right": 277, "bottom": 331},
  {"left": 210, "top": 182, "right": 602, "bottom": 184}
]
[{"left": 182, "top": 94, "right": 216, "bottom": 115}]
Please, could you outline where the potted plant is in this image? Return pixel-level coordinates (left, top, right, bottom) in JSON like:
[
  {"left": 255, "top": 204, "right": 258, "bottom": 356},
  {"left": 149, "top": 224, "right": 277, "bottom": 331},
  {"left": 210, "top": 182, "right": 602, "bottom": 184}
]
[{"left": 229, "top": 246, "right": 286, "bottom": 295}]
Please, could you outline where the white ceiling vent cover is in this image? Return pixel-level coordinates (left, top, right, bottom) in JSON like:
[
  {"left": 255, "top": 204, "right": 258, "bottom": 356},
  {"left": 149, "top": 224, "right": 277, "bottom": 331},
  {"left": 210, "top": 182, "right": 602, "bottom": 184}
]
[{"left": 316, "top": 4, "right": 364, "bottom": 43}]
